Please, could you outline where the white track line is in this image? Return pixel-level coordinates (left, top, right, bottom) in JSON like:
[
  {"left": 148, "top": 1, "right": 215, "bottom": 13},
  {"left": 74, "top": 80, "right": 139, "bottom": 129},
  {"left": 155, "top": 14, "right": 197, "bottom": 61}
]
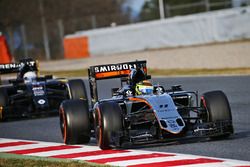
[
  {"left": 107, "top": 155, "right": 199, "bottom": 166},
  {"left": 0, "top": 143, "right": 62, "bottom": 152},
  {"left": 73, "top": 150, "right": 162, "bottom": 161}
]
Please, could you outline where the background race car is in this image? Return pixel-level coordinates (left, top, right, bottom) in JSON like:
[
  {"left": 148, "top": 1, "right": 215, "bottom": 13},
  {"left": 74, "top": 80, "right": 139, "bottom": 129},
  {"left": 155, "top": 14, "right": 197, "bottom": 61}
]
[
  {"left": 0, "top": 59, "right": 86, "bottom": 121},
  {"left": 59, "top": 60, "right": 234, "bottom": 149}
]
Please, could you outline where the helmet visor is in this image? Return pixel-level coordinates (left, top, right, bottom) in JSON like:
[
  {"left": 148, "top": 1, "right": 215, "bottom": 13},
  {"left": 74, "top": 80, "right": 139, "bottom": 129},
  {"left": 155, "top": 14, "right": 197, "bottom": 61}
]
[{"left": 137, "top": 85, "right": 153, "bottom": 95}]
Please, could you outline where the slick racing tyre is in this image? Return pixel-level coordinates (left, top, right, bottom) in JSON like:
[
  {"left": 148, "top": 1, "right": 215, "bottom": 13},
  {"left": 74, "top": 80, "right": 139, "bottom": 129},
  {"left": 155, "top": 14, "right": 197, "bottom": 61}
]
[
  {"left": 59, "top": 99, "right": 90, "bottom": 144},
  {"left": 201, "top": 90, "right": 234, "bottom": 138},
  {"left": 67, "top": 79, "right": 87, "bottom": 100},
  {"left": 0, "top": 87, "right": 8, "bottom": 121},
  {"left": 95, "top": 102, "right": 123, "bottom": 150}
]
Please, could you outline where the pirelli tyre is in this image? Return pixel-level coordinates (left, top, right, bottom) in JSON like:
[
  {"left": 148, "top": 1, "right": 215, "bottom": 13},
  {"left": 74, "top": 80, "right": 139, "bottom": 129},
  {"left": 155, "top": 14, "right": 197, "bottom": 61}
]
[
  {"left": 67, "top": 79, "right": 87, "bottom": 100},
  {"left": 0, "top": 87, "right": 8, "bottom": 121},
  {"left": 95, "top": 102, "right": 123, "bottom": 150},
  {"left": 59, "top": 99, "right": 90, "bottom": 144},
  {"left": 201, "top": 90, "right": 234, "bottom": 138}
]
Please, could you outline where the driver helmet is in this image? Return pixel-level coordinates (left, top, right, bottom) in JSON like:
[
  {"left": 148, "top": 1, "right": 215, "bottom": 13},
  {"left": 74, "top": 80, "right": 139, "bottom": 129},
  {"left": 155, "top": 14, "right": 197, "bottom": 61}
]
[
  {"left": 18, "top": 63, "right": 37, "bottom": 79},
  {"left": 129, "top": 67, "right": 146, "bottom": 86},
  {"left": 23, "top": 71, "right": 37, "bottom": 83},
  {"left": 135, "top": 80, "right": 153, "bottom": 95}
]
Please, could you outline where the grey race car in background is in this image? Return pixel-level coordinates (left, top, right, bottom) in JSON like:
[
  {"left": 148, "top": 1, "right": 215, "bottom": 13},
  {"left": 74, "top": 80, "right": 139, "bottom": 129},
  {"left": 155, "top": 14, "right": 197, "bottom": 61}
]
[
  {"left": 59, "top": 60, "right": 234, "bottom": 149},
  {"left": 0, "top": 58, "right": 86, "bottom": 121}
]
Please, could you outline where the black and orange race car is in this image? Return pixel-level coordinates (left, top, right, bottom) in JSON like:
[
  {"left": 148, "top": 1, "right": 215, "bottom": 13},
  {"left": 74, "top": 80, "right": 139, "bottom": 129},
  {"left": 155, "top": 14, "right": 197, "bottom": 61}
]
[
  {"left": 59, "top": 60, "right": 234, "bottom": 149},
  {"left": 0, "top": 59, "right": 86, "bottom": 121}
]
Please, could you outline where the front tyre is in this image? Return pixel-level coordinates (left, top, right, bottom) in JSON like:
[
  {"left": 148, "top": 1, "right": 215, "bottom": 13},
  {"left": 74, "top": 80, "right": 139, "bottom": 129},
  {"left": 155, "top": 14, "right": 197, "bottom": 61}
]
[
  {"left": 201, "top": 90, "right": 234, "bottom": 138},
  {"left": 95, "top": 102, "right": 123, "bottom": 150},
  {"left": 59, "top": 99, "right": 90, "bottom": 144}
]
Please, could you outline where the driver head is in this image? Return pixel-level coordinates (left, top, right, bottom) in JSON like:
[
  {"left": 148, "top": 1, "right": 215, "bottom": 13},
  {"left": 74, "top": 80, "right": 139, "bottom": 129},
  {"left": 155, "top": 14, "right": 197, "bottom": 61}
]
[
  {"left": 23, "top": 71, "right": 37, "bottom": 83},
  {"left": 135, "top": 80, "right": 153, "bottom": 95},
  {"left": 129, "top": 67, "right": 146, "bottom": 86}
]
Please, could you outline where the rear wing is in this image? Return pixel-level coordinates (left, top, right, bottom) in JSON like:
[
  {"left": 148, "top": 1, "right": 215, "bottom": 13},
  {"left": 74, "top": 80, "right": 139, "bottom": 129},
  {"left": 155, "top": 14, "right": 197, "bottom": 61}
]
[
  {"left": 88, "top": 60, "right": 147, "bottom": 80},
  {"left": 88, "top": 60, "right": 148, "bottom": 106},
  {"left": 0, "top": 59, "right": 38, "bottom": 74}
]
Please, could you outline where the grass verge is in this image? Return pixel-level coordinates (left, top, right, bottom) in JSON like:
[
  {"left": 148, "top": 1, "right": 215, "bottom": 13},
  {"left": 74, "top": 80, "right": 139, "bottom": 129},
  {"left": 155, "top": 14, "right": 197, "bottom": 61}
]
[
  {"left": 0, "top": 153, "right": 109, "bottom": 167},
  {"left": 40, "top": 68, "right": 250, "bottom": 77}
]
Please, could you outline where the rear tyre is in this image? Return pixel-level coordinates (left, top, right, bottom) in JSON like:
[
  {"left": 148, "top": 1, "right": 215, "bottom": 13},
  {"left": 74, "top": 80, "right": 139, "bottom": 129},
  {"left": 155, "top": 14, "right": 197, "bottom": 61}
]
[
  {"left": 201, "top": 90, "right": 234, "bottom": 138},
  {"left": 95, "top": 102, "right": 123, "bottom": 150},
  {"left": 67, "top": 79, "right": 87, "bottom": 100},
  {"left": 59, "top": 99, "right": 90, "bottom": 144}
]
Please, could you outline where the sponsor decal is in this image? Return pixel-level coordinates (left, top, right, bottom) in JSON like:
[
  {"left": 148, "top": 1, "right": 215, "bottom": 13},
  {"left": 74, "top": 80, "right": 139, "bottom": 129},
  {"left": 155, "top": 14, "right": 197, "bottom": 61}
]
[
  {"left": 167, "top": 120, "right": 178, "bottom": 129},
  {"left": 156, "top": 87, "right": 164, "bottom": 94},
  {"left": 158, "top": 109, "right": 168, "bottom": 112},
  {"left": 126, "top": 90, "right": 133, "bottom": 96},
  {"left": 91, "top": 62, "right": 147, "bottom": 79},
  {"left": 0, "top": 61, "right": 36, "bottom": 70},
  {"left": 38, "top": 99, "right": 46, "bottom": 105},
  {"left": 32, "top": 86, "right": 45, "bottom": 96},
  {"left": 94, "top": 63, "right": 137, "bottom": 73}
]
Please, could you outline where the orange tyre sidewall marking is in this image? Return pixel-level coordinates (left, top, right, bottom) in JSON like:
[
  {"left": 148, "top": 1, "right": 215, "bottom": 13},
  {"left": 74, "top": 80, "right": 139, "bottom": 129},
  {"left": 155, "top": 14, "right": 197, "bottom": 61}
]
[
  {"left": 96, "top": 107, "right": 103, "bottom": 147},
  {"left": 59, "top": 106, "right": 67, "bottom": 144}
]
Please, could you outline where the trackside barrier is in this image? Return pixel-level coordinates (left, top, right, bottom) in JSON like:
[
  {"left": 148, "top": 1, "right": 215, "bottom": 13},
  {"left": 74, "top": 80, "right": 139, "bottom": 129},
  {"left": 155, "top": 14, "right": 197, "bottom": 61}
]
[
  {"left": 64, "top": 6, "right": 250, "bottom": 57},
  {"left": 63, "top": 36, "right": 89, "bottom": 59}
]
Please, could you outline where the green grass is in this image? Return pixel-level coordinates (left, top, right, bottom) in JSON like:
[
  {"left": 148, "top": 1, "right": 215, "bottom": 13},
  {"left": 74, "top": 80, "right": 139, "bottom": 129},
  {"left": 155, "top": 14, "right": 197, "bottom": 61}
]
[
  {"left": 0, "top": 153, "right": 109, "bottom": 167},
  {"left": 40, "top": 68, "right": 250, "bottom": 78}
]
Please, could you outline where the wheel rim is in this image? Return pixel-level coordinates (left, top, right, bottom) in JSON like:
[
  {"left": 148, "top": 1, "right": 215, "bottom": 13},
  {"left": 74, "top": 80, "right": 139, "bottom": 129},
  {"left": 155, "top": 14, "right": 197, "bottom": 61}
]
[{"left": 95, "top": 108, "right": 103, "bottom": 147}]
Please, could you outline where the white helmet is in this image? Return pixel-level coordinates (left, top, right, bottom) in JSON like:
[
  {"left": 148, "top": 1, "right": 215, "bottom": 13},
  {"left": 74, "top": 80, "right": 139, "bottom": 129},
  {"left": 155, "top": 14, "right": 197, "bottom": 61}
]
[{"left": 23, "top": 71, "right": 37, "bottom": 83}]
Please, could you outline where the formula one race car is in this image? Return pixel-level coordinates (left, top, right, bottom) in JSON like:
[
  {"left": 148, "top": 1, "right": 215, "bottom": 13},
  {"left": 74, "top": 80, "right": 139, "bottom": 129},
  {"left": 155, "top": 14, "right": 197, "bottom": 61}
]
[
  {"left": 0, "top": 59, "right": 87, "bottom": 121},
  {"left": 59, "top": 60, "right": 234, "bottom": 149}
]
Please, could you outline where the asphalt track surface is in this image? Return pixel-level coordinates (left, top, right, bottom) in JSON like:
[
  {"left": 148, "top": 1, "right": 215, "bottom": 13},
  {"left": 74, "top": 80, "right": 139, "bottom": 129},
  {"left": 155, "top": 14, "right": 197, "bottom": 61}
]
[{"left": 0, "top": 75, "right": 249, "bottom": 161}]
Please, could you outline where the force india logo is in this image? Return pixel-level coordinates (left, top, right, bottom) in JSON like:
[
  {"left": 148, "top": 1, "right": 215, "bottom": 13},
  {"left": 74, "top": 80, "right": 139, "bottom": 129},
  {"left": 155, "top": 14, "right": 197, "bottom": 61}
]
[{"left": 94, "top": 63, "right": 139, "bottom": 73}]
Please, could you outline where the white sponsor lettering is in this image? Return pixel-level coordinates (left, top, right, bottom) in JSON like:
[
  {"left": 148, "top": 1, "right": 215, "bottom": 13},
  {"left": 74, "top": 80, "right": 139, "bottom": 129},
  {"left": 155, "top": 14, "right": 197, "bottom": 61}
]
[
  {"left": 94, "top": 63, "right": 139, "bottom": 73},
  {"left": 0, "top": 61, "right": 36, "bottom": 70}
]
